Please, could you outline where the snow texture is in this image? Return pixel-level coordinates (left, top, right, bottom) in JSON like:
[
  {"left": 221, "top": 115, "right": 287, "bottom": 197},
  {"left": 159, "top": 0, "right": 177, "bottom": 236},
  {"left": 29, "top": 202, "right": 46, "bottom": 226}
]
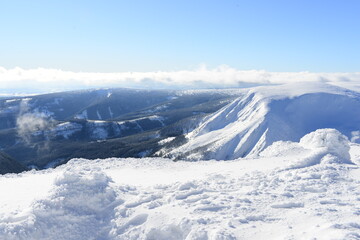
[{"left": 0, "top": 129, "right": 360, "bottom": 240}]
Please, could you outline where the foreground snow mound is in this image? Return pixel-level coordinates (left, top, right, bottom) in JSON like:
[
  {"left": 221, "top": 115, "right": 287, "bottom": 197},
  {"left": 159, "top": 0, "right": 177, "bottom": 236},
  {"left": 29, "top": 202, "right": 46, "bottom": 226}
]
[
  {"left": 261, "top": 128, "right": 353, "bottom": 168},
  {"left": 0, "top": 168, "right": 117, "bottom": 240},
  {"left": 299, "top": 129, "right": 351, "bottom": 163},
  {"left": 0, "top": 138, "right": 360, "bottom": 240},
  {"left": 166, "top": 83, "right": 360, "bottom": 160}
]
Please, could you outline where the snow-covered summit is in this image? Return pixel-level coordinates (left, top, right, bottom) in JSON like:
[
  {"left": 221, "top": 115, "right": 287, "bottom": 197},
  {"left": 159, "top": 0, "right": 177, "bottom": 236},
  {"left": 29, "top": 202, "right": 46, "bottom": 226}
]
[{"left": 167, "top": 83, "right": 360, "bottom": 160}]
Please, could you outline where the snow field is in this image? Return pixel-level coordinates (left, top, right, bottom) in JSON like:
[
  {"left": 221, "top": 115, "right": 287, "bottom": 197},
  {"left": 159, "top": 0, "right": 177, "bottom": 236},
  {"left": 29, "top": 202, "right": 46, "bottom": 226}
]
[{"left": 0, "top": 129, "right": 360, "bottom": 239}]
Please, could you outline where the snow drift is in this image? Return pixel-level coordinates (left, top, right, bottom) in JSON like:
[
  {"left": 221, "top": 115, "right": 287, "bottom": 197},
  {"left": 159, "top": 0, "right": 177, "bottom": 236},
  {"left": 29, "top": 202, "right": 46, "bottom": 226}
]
[
  {"left": 167, "top": 83, "right": 360, "bottom": 160},
  {"left": 261, "top": 128, "right": 353, "bottom": 169}
]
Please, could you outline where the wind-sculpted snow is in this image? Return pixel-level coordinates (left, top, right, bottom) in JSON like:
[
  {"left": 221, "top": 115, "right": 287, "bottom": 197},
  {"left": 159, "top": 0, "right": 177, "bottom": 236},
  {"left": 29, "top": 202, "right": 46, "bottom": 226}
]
[
  {"left": 166, "top": 83, "right": 360, "bottom": 160},
  {"left": 0, "top": 130, "right": 360, "bottom": 239},
  {"left": 299, "top": 129, "right": 352, "bottom": 163},
  {"left": 0, "top": 168, "right": 118, "bottom": 240},
  {"left": 261, "top": 129, "right": 353, "bottom": 170}
]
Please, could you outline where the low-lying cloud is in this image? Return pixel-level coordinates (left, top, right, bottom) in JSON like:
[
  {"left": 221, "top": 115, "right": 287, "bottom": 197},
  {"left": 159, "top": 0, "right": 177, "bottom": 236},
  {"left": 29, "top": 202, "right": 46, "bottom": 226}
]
[
  {"left": 16, "top": 113, "right": 50, "bottom": 143},
  {"left": 1, "top": 65, "right": 360, "bottom": 94},
  {"left": 15, "top": 98, "right": 54, "bottom": 144}
]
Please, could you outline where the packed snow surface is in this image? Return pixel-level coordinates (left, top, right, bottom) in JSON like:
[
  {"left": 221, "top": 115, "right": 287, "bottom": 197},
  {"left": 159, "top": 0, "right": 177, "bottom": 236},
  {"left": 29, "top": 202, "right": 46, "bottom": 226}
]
[{"left": 1, "top": 129, "right": 360, "bottom": 240}]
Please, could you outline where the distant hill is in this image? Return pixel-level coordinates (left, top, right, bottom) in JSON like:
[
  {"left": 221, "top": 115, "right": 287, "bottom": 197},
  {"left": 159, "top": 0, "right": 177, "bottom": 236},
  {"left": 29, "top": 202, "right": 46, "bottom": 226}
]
[
  {"left": 0, "top": 88, "right": 240, "bottom": 169},
  {"left": 0, "top": 152, "right": 27, "bottom": 174}
]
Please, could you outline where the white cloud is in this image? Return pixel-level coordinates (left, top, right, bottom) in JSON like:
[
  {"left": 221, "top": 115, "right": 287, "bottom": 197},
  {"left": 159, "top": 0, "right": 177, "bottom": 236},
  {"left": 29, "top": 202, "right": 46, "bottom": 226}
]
[{"left": 0, "top": 65, "right": 360, "bottom": 94}]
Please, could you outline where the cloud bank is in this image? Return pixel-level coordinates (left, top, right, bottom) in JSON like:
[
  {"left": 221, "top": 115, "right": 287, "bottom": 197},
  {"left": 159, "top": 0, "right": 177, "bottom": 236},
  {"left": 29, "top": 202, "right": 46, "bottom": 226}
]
[{"left": 1, "top": 65, "right": 360, "bottom": 94}]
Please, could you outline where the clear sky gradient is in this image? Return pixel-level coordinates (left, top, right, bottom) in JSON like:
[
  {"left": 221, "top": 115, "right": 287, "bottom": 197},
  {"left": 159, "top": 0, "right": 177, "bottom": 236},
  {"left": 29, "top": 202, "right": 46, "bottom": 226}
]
[{"left": 1, "top": 0, "right": 359, "bottom": 72}]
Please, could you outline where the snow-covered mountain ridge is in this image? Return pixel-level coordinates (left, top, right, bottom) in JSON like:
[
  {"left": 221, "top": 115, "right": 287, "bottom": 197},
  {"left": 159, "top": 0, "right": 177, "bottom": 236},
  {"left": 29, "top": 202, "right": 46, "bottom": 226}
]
[
  {"left": 166, "top": 83, "right": 360, "bottom": 160},
  {"left": 0, "top": 88, "right": 237, "bottom": 169},
  {"left": 1, "top": 82, "right": 360, "bottom": 239},
  {"left": 2, "top": 83, "right": 359, "bottom": 170}
]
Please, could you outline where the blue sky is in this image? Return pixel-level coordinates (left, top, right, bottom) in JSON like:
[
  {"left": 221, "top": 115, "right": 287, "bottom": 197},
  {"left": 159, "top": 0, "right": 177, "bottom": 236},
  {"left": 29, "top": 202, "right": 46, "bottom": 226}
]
[{"left": 0, "top": 0, "right": 359, "bottom": 72}]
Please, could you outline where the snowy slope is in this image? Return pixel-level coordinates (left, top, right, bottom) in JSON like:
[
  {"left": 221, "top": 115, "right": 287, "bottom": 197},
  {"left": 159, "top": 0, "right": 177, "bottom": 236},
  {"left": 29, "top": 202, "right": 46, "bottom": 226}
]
[
  {"left": 166, "top": 82, "right": 360, "bottom": 160},
  {"left": 0, "top": 129, "right": 360, "bottom": 240}
]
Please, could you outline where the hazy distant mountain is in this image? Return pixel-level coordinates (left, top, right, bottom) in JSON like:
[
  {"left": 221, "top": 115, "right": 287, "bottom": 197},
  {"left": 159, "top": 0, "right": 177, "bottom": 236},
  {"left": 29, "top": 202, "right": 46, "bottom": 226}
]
[
  {"left": 0, "top": 151, "right": 26, "bottom": 174},
  {"left": 2, "top": 83, "right": 359, "bottom": 174},
  {"left": 0, "top": 88, "right": 240, "bottom": 171}
]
